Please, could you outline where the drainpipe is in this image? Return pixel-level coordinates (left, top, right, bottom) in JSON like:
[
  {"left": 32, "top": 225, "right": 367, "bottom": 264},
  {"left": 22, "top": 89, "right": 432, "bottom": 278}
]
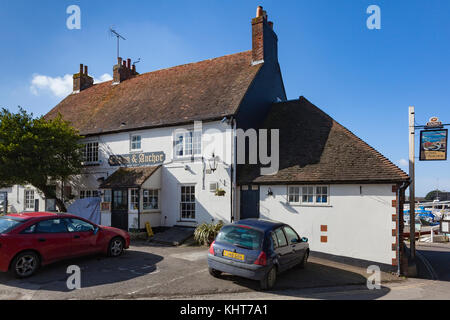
[
  {"left": 137, "top": 187, "right": 141, "bottom": 232},
  {"left": 230, "top": 117, "right": 236, "bottom": 223}
]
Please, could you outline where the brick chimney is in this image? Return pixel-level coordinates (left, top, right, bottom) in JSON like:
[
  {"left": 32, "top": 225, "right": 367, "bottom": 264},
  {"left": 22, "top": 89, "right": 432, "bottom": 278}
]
[
  {"left": 73, "top": 64, "right": 94, "bottom": 93},
  {"left": 113, "top": 57, "right": 139, "bottom": 84},
  {"left": 252, "top": 6, "right": 278, "bottom": 65}
]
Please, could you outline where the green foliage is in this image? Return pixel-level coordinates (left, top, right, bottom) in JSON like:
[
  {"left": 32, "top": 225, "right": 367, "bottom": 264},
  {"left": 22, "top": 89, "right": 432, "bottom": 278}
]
[
  {"left": 425, "top": 190, "right": 444, "bottom": 201},
  {"left": 194, "top": 220, "right": 224, "bottom": 246},
  {"left": 0, "top": 107, "right": 84, "bottom": 211}
]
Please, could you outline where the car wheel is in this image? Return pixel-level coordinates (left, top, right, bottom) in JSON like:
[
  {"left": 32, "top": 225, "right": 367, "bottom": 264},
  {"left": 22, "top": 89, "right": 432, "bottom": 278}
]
[
  {"left": 298, "top": 250, "right": 309, "bottom": 269},
  {"left": 108, "top": 237, "right": 124, "bottom": 257},
  {"left": 260, "top": 267, "right": 277, "bottom": 291},
  {"left": 11, "top": 251, "right": 40, "bottom": 279},
  {"left": 208, "top": 268, "right": 222, "bottom": 278}
]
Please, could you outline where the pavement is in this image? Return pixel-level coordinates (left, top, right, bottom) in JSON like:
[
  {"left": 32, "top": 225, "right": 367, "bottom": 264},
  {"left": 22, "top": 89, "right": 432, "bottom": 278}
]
[{"left": 0, "top": 240, "right": 405, "bottom": 300}]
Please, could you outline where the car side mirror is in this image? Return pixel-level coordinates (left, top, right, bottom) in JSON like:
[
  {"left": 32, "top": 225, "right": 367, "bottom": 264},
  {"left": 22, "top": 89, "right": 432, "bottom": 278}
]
[
  {"left": 301, "top": 237, "right": 308, "bottom": 243},
  {"left": 93, "top": 227, "right": 99, "bottom": 235}
]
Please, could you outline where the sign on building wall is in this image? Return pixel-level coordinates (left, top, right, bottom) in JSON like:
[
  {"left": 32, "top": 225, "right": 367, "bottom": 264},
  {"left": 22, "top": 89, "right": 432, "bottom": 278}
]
[
  {"left": 419, "top": 129, "right": 448, "bottom": 161},
  {"left": 108, "top": 152, "right": 166, "bottom": 167}
]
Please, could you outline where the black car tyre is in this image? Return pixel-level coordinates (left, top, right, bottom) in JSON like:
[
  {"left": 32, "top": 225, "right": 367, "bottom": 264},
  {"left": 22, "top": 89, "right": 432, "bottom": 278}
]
[
  {"left": 10, "top": 251, "right": 40, "bottom": 279},
  {"left": 208, "top": 267, "right": 222, "bottom": 278},
  {"left": 260, "top": 267, "right": 277, "bottom": 291},
  {"left": 298, "top": 250, "right": 309, "bottom": 269},
  {"left": 108, "top": 237, "right": 124, "bottom": 257}
]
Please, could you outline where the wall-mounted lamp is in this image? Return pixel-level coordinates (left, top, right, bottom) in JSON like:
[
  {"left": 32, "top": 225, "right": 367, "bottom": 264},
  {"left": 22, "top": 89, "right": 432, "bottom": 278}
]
[
  {"left": 208, "top": 153, "right": 218, "bottom": 172},
  {"left": 97, "top": 177, "right": 105, "bottom": 183},
  {"left": 267, "top": 187, "right": 274, "bottom": 196}
]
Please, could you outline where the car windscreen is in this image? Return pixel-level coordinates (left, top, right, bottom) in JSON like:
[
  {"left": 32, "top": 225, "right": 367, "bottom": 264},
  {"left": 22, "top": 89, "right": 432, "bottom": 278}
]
[
  {"left": 216, "top": 225, "right": 263, "bottom": 250},
  {"left": 0, "top": 217, "right": 24, "bottom": 234}
]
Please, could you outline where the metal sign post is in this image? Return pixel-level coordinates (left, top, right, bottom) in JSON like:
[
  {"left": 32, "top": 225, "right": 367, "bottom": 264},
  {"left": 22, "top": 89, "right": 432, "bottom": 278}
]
[{"left": 409, "top": 106, "right": 416, "bottom": 259}]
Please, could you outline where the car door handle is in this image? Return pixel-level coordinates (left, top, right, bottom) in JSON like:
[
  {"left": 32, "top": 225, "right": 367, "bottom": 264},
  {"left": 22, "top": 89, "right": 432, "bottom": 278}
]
[
  {"left": 38, "top": 238, "right": 46, "bottom": 242},
  {"left": 74, "top": 235, "right": 80, "bottom": 239}
]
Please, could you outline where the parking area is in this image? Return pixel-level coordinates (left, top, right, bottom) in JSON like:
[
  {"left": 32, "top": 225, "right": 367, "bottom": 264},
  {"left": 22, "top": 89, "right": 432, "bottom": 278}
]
[{"left": 0, "top": 241, "right": 403, "bottom": 300}]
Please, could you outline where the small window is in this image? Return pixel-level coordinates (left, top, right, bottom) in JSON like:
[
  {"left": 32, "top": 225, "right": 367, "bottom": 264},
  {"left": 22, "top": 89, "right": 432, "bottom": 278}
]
[
  {"left": 131, "top": 135, "right": 142, "bottom": 151},
  {"left": 82, "top": 142, "right": 99, "bottom": 163},
  {"left": 143, "top": 189, "right": 159, "bottom": 210},
  {"left": 302, "top": 186, "right": 314, "bottom": 203},
  {"left": 288, "top": 186, "right": 300, "bottom": 203},
  {"left": 316, "top": 186, "right": 328, "bottom": 203},
  {"left": 24, "top": 190, "right": 35, "bottom": 210},
  {"left": 209, "top": 182, "right": 219, "bottom": 193},
  {"left": 180, "top": 185, "right": 196, "bottom": 220},
  {"left": 274, "top": 228, "right": 288, "bottom": 247},
  {"left": 103, "top": 189, "right": 112, "bottom": 202},
  {"left": 174, "top": 130, "right": 202, "bottom": 158},
  {"left": 130, "top": 188, "right": 139, "bottom": 210}
]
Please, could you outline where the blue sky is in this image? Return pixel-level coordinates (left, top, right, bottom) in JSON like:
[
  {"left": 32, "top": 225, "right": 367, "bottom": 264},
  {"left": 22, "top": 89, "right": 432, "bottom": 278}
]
[{"left": 0, "top": 0, "right": 449, "bottom": 196}]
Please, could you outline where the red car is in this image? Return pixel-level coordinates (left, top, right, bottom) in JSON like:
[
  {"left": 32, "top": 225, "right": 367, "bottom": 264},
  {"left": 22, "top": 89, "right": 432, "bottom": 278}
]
[{"left": 0, "top": 212, "right": 130, "bottom": 278}]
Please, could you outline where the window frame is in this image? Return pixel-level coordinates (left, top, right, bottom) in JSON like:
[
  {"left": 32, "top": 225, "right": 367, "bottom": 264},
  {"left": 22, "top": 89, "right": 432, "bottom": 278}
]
[
  {"left": 129, "top": 188, "right": 139, "bottom": 211},
  {"left": 180, "top": 184, "right": 196, "bottom": 221},
  {"left": 287, "top": 185, "right": 330, "bottom": 206},
  {"left": 130, "top": 134, "right": 142, "bottom": 152},
  {"left": 142, "top": 189, "right": 159, "bottom": 211},
  {"left": 34, "top": 218, "right": 69, "bottom": 234},
  {"left": 274, "top": 227, "right": 288, "bottom": 248},
  {"left": 24, "top": 189, "right": 35, "bottom": 211},
  {"left": 173, "top": 130, "right": 202, "bottom": 159},
  {"left": 82, "top": 141, "right": 99, "bottom": 164}
]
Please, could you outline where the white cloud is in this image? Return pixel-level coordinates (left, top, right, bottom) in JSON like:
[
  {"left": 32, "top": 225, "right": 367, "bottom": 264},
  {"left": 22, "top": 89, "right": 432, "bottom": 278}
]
[
  {"left": 94, "top": 73, "right": 113, "bottom": 84},
  {"left": 30, "top": 74, "right": 73, "bottom": 98},
  {"left": 397, "top": 158, "right": 409, "bottom": 167},
  {"left": 30, "top": 73, "right": 113, "bottom": 98}
]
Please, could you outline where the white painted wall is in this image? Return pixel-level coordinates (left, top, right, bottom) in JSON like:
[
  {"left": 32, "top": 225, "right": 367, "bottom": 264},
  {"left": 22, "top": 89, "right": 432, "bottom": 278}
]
[
  {"left": 67, "top": 120, "right": 234, "bottom": 228},
  {"left": 258, "top": 184, "right": 397, "bottom": 266},
  {"left": 0, "top": 185, "right": 46, "bottom": 213}
]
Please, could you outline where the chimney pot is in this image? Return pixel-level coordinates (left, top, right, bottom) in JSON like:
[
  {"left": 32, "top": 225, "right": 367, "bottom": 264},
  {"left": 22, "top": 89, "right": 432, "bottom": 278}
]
[
  {"left": 84, "top": 65, "right": 88, "bottom": 75},
  {"left": 256, "top": 6, "right": 263, "bottom": 18},
  {"left": 118, "top": 57, "right": 123, "bottom": 66},
  {"left": 127, "top": 58, "right": 131, "bottom": 69},
  {"left": 80, "top": 64, "right": 84, "bottom": 75}
]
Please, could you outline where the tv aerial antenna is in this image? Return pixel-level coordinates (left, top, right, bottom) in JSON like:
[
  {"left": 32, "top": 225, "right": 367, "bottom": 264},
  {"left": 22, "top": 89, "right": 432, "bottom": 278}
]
[{"left": 109, "top": 27, "right": 126, "bottom": 59}]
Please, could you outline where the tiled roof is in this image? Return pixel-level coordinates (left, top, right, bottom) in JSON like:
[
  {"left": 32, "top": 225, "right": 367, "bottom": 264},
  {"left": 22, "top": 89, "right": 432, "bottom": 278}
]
[
  {"left": 45, "top": 51, "right": 261, "bottom": 136},
  {"left": 238, "top": 97, "right": 409, "bottom": 185},
  {"left": 100, "top": 166, "right": 161, "bottom": 189}
]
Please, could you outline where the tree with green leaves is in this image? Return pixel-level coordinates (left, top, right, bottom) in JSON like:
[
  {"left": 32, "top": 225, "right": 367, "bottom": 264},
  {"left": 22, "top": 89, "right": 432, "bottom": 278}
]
[
  {"left": 0, "top": 107, "right": 83, "bottom": 212},
  {"left": 425, "top": 190, "right": 443, "bottom": 201}
]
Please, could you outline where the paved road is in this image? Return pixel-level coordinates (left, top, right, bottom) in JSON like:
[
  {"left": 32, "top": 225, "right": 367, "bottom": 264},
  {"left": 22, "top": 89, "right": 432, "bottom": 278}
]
[
  {"left": 0, "top": 242, "right": 401, "bottom": 300},
  {"left": 416, "top": 243, "right": 450, "bottom": 281}
]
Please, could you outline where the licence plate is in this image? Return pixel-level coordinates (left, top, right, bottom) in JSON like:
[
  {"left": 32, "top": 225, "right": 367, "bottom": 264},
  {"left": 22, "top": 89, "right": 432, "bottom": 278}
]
[{"left": 223, "top": 250, "right": 245, "bottom": 261}]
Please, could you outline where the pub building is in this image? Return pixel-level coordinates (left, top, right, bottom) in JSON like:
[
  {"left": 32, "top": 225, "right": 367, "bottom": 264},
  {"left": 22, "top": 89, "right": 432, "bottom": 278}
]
[{"left": 42, "top": 7, "right": 409, "bottom": 271}]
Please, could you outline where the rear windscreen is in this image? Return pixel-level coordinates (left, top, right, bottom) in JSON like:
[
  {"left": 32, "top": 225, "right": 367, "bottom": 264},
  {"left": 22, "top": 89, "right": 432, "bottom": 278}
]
[
  {"left": 0, "top": 217, "right": 23, "bottom": 234},
  {"left": 216, "top": 225, "right": 263, "bottom": 250}
]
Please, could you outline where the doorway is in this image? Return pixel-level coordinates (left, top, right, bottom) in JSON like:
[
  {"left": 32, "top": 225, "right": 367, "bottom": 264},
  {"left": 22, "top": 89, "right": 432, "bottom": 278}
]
[
  {"left": 111, "top": 189, "right": 128, "bottom": 230},
  {"left": 240, "top": 185, "right": 260, "bottom": 220}
]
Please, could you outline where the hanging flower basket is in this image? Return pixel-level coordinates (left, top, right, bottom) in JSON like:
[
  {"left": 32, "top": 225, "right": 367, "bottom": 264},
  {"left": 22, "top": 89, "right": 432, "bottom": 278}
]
[{"left": 215, "top": 188, "right": 226, "bottom": 197}]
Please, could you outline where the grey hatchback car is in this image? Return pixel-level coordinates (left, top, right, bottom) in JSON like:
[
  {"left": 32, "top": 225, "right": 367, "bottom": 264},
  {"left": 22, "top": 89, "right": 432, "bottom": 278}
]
[{"left": 207, "top": 219, "right": 309, "bottom": 290}]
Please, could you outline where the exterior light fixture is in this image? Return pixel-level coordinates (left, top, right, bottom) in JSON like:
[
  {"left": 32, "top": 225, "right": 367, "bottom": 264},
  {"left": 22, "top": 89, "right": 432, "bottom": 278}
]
[
  {"left": 267, "top": 187, "right": 273, "bottom": 196},
  {"left": 209, "top": 153, "right": 218, "bottom": 172}
]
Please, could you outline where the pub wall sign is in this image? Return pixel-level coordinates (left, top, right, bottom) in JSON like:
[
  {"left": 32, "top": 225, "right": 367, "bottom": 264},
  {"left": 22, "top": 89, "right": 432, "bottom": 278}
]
[{"left": 108, "top": 152, "right": 166, "bottom": 167}]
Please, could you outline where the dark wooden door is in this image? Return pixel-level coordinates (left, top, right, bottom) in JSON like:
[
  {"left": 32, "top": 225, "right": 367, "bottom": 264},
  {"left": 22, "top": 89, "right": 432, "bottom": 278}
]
[
  {"left": 111, "top": 189, "right": 128, "bottom": 231},
  {"left": 240, "top": 185, "right": 260, "bottom": 220}
]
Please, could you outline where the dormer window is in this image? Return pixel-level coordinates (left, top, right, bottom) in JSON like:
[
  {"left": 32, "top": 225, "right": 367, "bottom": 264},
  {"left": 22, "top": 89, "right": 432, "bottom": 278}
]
[{"left": 130, "top": 134, "right": 142, "bottom": 151}]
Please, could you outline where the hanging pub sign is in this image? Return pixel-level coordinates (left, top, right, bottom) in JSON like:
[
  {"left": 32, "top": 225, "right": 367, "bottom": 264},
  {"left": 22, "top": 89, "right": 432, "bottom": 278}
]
[
  {"left": 419, "top": 129, "right": 448, "bottom": 161},
  {"left": 108, "top": 151, "right": 166, "bottom": 167}
]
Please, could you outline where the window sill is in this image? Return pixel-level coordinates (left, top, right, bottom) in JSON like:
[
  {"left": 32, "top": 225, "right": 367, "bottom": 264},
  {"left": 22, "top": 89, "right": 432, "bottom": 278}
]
[{"left": 287, "top": 203, "right": 332, "bottom": 208}]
